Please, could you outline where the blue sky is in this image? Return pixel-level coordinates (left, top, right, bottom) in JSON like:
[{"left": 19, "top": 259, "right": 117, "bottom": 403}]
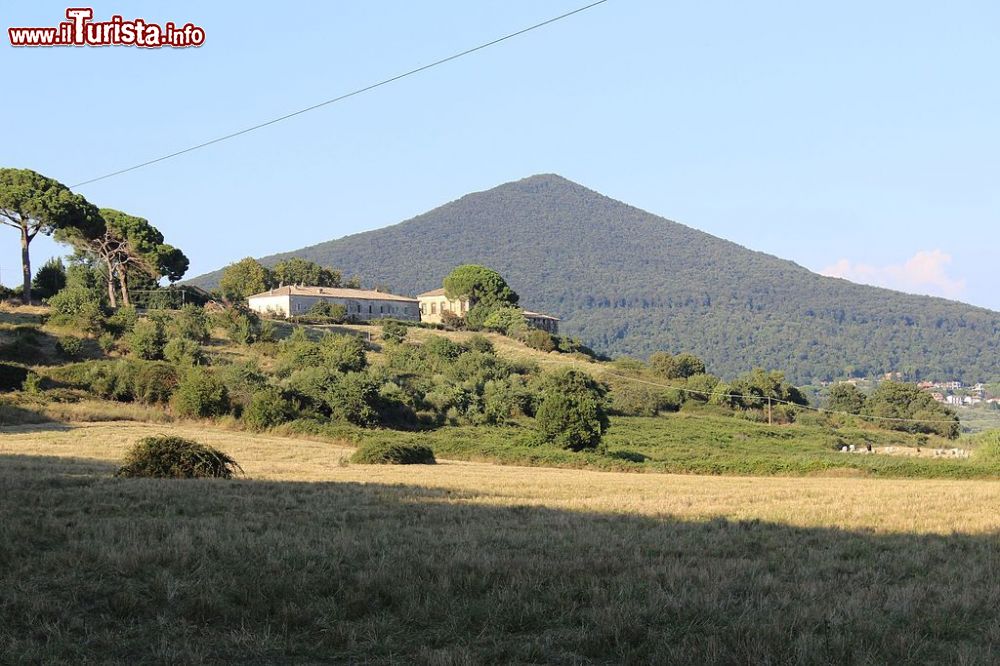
[{"left": 3, "top": 1, "right": 998, "bottom": 309}]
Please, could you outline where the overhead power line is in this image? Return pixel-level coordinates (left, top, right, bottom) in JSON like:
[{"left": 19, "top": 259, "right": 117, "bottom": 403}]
[{"left": 70, "top": 0, "right": 610, "bottom": 189}]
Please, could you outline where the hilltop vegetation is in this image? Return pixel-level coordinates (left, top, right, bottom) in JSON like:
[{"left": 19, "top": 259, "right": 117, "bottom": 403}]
[
  {"left": 0, "top": 291, "right": 983, "bottom": 480},
  {"left": 188, "top": 174, "right": 1000, "bottom": 384}
]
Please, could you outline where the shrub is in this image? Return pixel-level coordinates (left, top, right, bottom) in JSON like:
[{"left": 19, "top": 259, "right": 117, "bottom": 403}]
[
  {"left": 243, "top": 387, "right": 293, "bottom": 432},
  {"left": 105, "top": 306, "right": 138, "bottom": 337},
  {"left": 163, "top": 338, "right": 205, "bottom": 366},
  {"left": 608, "top": 380, "right": 681, "bottom": 416},
  {"left": 0, "top": 363, "right": 30, "bottom": 392},
  {"left": 217, "top": 361, "right": 268, "bottom": 411},
  {"left": 116, "top": 436, "right": 242, "bottom": 479},
  {"left": 482, "top": 306, "right": 526, "bottom": 336},
  {"left": 215, "top": 305, "right": 265, "bottom": 344},
  {"left": 522, "top": 329, "right": 556, "bottom": 352},
  {"left": 320, "top": 334, "right": 367, "bottom": 372},
  {"left": 131, "top": 362, "right": 179, "bottom": 404},
  {"left": 56, "top": 336, "right": 85, "bottom": 359},
  {"left": 423, "top": 335, "right": 464, "bottom": 360},
  {"left": 301, "top": 300, "right": 346, "bottom": 323},
  {"left": 327, "top": 372, "right": 380, "bottom": 427},
  {"left": 440, "top": 310, "right": 465, "bottom": 330},
  {"left": 534, "top": 369, "right": 610, "bottom": 451},
  {"left": 47, "top": 287, "right": 105, "bottom": 334},
  {"left": 350, "top": 441, "right": 436, "bottom": 465},
  {"left": 32, "top": 257, "right": 66, "bottom": 301},
  {"left": 171, "top": 368, "right": 230, "bottom": 418},
  {"left": 466, "top": 334, "right": 494, "bottom": 354},
  {"left": 22, "top": 371, "right": 43, "bottom": 394},
  {"left": 381, "top": 320, "right": 408, "bottom": 344},
  {"left": 170, "top": 304, "right": 211, "bottom": 342},
  {"left": 127, "top": 319, "right": 166, "bottom": 360},
  {"left": 98, "top": 332, "right": 117, "bottom": 353}
]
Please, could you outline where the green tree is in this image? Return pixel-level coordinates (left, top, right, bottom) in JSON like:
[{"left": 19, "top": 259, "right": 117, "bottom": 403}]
[
  {"left": 31, "top": 257, "right": 66, "bottom": 300},
  {"left": 381, "top": 320, "right": 408, "bottom": 344},
  {"left": 482, "top": 305, "right": 526, "bottom": 335},
  {"left": 220, "top": 257, "right": 273, "bottom": 302},
  {"left": 534, "top": 369, "right": 610, "bottom": 451},
  {"left": 443, "top": 264, "right": 519, "bottom": 308},
  {"left": 58, "top": 208, "right": 188, "bottom": 307},
  {"left": 864, "top": 381, "right": 959, "bottom": 439},
  {"left": 272, "top": 258, "right": 342, "bottom": 287},
  {"left": 827, "top": 383, "right": 867, "bottom": 414},
  {"left": 0, "top": 168, "right": 102, "bottom": 302},
  {"left": 127, "top": 318, "right": 167, "bottom": 360}
]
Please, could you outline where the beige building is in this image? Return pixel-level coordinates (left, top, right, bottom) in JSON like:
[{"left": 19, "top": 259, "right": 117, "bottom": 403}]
[
  {"left": 247, "top": 285, "right": 419, "bottom": 321},
  {"left": 416, "top": 288, "right": 469, "bottom": 323},
  {"left": 416, "top": 288, "right": 559, "bottom": 333}
]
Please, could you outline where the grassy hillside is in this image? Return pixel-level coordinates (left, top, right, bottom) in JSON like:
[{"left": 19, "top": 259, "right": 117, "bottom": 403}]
[
  {"left": 189, "top": 174, "right": 1000, "bottom": 384},
  {"left": 2, "top": 423, "right": 999, "bottom": 663}
]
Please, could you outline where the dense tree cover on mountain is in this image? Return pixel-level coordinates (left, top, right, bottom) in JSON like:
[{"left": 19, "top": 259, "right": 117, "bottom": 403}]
[{"left": 189, "top": 175, "right": 1000, "bottom": 383}]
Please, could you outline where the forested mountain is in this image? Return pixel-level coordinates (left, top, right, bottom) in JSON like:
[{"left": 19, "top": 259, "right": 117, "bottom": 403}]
[{"left": 190, "top": 174, "right": 1000, "bottom": 383}]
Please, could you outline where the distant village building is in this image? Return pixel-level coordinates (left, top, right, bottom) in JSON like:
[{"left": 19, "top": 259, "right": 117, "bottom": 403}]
[
  {"left": 247, "top": 286, "right": 420, "bottom": 321},
  {"left": 416, "top": 288, "right": 560, "bottom": 333},
  {"left": 521, "top": 311, "right": 559, "bottom": 333}
]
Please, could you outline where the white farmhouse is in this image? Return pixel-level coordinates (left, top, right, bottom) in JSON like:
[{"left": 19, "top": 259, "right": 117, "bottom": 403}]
[{"left": 247, "top": 286, "right": 420, "bottom": 321}]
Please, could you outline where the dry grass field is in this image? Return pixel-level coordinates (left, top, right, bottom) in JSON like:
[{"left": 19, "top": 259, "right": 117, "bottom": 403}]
[{"left": 2, "top": 421, "right": 999, "bottom": 664}]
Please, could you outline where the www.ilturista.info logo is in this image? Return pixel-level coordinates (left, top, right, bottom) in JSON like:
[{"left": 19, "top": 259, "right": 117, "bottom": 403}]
[{"left": 8, "top": 8, "right": 205, "bottom": 48}]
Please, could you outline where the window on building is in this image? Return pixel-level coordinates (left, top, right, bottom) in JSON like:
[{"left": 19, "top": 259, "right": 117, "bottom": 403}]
[{"left": 431, "top": 303, "right": 437, "bottom": 314}]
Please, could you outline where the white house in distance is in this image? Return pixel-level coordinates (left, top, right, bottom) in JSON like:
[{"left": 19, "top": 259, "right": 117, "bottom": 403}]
[
  {"left": 416, "top": 288, "right": 560, "bottom": 333},
  {"left": 247, "top": 285, "right": 420, "bottom": 321}
]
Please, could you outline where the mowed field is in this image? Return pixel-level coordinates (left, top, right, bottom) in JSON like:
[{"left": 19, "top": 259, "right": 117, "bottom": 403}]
[{"left": 2, "top": 422, "right": 999, "bottom": 664}]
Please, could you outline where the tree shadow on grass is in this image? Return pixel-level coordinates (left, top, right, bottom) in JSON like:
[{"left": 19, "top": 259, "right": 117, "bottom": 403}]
[
  {"left": 1, "top": 454, "right": 997, "bottom": 665},
  {"left": 0, "top": 403, "right": 71, "bottom": 430}
]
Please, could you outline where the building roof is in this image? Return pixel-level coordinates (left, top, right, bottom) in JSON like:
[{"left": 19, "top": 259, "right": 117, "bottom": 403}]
[
  {"left": 416, "top": 288, "right": 448, "bottom": 297},
  {"left": 248, "top": 285, "right": 417, "bottom": 303},
  {"left": 522, "top": 310, "right": 560, "bottom": 321}
]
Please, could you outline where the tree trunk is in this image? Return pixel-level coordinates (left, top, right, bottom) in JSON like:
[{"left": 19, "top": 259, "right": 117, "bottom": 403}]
[
  {"left": 105, "top": 258, "right": 117, "bottom": 308},
  {"left": 118, "top": 268, "right": 130, "bottom": 307},
  {"left": 20, "top": 225, "right": 32, "bottom": 304}
]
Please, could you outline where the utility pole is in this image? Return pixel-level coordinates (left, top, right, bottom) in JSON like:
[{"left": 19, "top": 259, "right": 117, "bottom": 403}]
[{"left": 767, "top": 397, "right": 773, "bottom": 425}]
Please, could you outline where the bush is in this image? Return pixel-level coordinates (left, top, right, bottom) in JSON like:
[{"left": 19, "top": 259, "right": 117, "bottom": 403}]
[
  {"left": 482, "top": 306, "right": 526, "bottom": 336},
  {"left": 466, "top": 334, "right": 494, "bottom": 354},
  {"left": 56, "top": 336, "right": 85, "bottom": 359},
  {"left": 169, "top": 304, "right": 211, "bottom": 342},
  {"left": 127, "top": 319, "right": 166, "bottom": 360},
  {"left": 47, "top": 286, "right": 105, "bottom": 334},
  {"left": 163, "top": 338, "right": 205, "bottom": 366},
  {"left": 423, "top": 335, "right": 464, "bottom": 360},
  {"left": 131, "top": 362, "right": 179, "bottom": 404},
  {"left": 215, "top": 305, "right": 266, "bottom": 344},
  {"left": 522, "top": 329, "right": 556, "bottom": 352},
  {"left": 0, "top": 363, "right": 29, "bottom": 392},
  {"left": 171, "top": 368, "right": 230, "bottom": 418},
  {"left": 350, "top": 441, "right": 436, "bottom": 465},
  {"left": 300, "top": 300, "right": 346, "bottom": 324},
  {"left": 381, "top": 320, "right": 408, "bottom": 344},
  {"left": 32, "top": 257, "right": 66, "bottom": 301},
  {"left": 116, "top": 436, "right": 242, "bottom": 479},
  {"left": 534, "top": 369, "right": 610, "bottom": 451},
  {"left": 105, "top": 306, "right": 138, "bottom": 337},
  {"left": 243, "top": 387, "right": 293, "bottom": 432},
  {"left": 320, "top": 334, "right": 367, "bottom": 372},
  {"left": 98, "top": 333, "right": 117, "bottom": 354},
  {"left": 217, "top": 361, "right": 268, "bottom": 411},
  {"left": 328, "top": 372, "right": 380, "bottom": 426}
]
